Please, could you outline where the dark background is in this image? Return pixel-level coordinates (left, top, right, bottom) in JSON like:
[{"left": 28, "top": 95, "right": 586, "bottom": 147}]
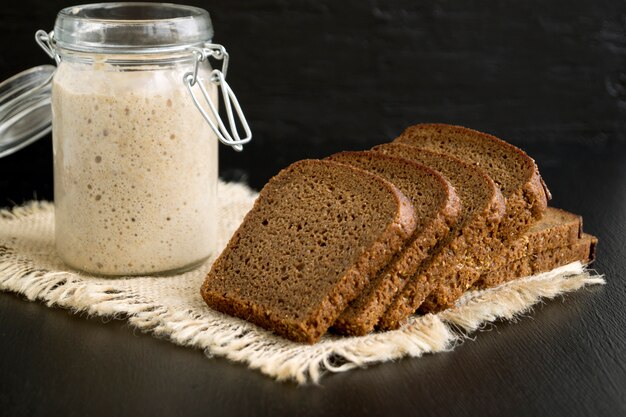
[
  {"left": 1, "top": 0, "right": 625, "bottom": 202},
  {"left": 1, "top": 1, "right": 625, "bottom": 416}
]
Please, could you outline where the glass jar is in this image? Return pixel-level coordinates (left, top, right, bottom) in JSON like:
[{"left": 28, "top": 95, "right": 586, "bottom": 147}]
[{"left": 36, "top": 3, "right": 251, "bottom": 276}]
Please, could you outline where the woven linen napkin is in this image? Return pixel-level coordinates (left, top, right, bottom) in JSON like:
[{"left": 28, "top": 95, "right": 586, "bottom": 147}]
[{"left": 0, "top": 180, "right": 604, "bottom": 383}]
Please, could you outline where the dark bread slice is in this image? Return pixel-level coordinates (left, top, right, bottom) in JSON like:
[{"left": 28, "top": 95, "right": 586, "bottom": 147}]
[
  {"left": 393, "top": 123, "right": 550, "bottom": 242},
  {"left": 373, "top": 144, "right": 506, "bottom": 330},
  {"left": 479, "top": 233, "right": 597, "bottom": 288},
  {"left": 326, "top": 151, "right": 461, "bottom": 336},
  {"left": 201, "top": 159, "right": 417, "bottom": 344},
  {"left": 419, "top": 207, "right": 584, "bottom": 313},
  {"left": 473, "top": 208, "right": 587, "bottom": 289}
]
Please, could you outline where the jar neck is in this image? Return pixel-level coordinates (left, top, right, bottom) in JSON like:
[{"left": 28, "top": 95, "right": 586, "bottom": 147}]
[{"left": 55, "top": 46, "right": 200, "bottom": 67}]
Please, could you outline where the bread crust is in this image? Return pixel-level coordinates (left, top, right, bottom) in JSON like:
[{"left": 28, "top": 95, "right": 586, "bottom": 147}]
[{"left": 394, "top": 123, "right": 550, "bottom": 242}]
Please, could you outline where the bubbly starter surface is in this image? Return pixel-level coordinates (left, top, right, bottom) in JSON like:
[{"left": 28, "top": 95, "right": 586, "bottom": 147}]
[{"left": 52, "top": 63, "right": 218, "bottom": 275}]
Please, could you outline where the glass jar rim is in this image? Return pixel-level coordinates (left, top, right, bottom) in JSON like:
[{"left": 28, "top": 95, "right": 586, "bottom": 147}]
[{"left": 53, "top": 2, "right": 214, "bottom": 54}]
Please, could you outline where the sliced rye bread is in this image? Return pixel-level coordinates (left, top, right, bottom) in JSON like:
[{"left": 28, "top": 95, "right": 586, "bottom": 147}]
[
  {"left": 419, "top": 207, "right": 584, "bottom": 313},
  {"left": 393, "top": 123, "right": 551, "bottom": 242},
  {"left": 479, "top": 233, "right": 597, "bottom": 288},
  {"left": 201, "top": 159, "right": 417, "bottom": 344},
  {"left": 373, "top": 143, "right": 506, "bottom": 330},
  {"left": 473, "top": 208, "right": 588, "bottom": 289},
  {"left": 325, "top": 151, "right": 461, "bottom": 336}
]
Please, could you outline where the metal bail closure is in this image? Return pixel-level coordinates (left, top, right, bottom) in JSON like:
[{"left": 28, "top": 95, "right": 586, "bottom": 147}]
[
  {"left": 35, "top": 30, "right": 60, "bottom": 64},
  {"left": 184, "top": 44, "right": 251, "bottom": 152}
]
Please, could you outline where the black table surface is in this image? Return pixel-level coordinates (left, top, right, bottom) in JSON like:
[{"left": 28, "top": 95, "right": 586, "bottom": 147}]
[
  {"left": 1, "top": 0, "right": 625, "bottom": 413},
  {"left": 0, "top": 139, "right": 625, "bottom": 417}
]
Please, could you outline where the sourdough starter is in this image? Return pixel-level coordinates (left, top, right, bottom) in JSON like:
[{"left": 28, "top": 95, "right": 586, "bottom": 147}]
[{"left": 52, "top": 62, "right": 218, "bottom": 275}]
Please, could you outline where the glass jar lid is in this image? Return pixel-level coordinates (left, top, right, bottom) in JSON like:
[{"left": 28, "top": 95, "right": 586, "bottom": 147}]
[
  {"left": 54, "top": 2, "right": 214, "bottom": 54},
  {"left": 0, "top": 65, "right": 54, "bottom": 158}
]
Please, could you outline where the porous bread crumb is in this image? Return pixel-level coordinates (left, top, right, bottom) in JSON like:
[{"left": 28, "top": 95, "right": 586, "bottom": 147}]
[
  {"left": 201, "top": 159, "right": 417, "bottom": 343},
  {"left": 327, "top": 151, "right": 461, "bottom": 336}
]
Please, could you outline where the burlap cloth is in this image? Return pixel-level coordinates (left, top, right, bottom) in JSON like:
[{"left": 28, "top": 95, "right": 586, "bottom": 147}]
[{"left": 0, "top": 180, "right": 604, "bottom": 383}]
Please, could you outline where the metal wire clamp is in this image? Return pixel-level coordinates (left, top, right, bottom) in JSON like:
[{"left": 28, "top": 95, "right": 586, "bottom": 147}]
[
  {"left": 35, "top": 30, "right": 61, "bottom": 64},
  {"left": 184, "top": 45, "right": 251, "bottom": 152}
]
